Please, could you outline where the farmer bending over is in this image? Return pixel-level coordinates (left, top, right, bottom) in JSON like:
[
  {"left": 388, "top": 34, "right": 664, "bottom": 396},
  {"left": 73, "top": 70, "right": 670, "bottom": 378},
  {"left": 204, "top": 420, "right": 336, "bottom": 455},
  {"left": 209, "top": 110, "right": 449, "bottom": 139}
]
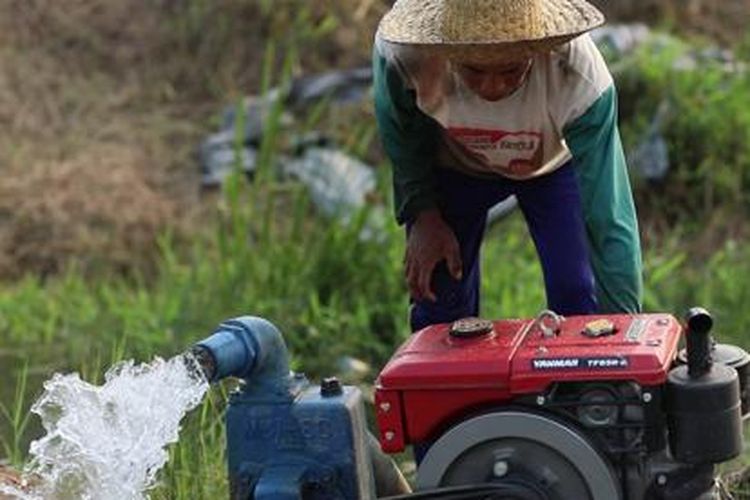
[{"left": 373, "top": 0, "right": 643, "bottom": 331}]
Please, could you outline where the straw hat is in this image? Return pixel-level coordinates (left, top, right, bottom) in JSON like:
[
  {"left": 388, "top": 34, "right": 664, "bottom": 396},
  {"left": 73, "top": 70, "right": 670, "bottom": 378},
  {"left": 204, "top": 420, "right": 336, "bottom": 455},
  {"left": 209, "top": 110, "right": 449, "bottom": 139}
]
[{"left": 378, "top": 0, "right": 605, "bottom": 62}]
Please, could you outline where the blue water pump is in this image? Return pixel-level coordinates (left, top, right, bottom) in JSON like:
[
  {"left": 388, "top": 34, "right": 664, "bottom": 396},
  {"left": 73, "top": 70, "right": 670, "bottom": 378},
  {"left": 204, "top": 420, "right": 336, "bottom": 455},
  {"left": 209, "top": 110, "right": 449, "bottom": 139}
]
[{"left": 192, "top": 316, "right": 381, "bottom": 500}]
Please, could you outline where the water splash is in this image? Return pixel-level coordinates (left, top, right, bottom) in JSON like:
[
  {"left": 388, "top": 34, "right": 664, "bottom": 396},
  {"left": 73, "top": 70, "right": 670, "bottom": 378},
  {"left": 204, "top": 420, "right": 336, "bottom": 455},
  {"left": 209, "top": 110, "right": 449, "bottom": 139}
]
[{"left": 2, "top": 354, "right": 209, "bottom": 500}]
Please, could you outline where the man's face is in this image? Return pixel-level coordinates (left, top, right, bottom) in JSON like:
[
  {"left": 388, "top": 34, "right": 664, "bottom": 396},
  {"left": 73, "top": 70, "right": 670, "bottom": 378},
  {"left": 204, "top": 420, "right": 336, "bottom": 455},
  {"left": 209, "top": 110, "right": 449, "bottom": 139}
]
[{"left": 455, "top": 58, "right": 534, "bottom": 102}]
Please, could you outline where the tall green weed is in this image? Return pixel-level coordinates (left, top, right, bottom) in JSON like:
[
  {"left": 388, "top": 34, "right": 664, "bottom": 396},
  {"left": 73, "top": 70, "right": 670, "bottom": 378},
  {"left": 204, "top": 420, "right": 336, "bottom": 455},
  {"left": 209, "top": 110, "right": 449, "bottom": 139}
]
[{"left": 615, "top": 35, "right": 750, "bottom": 226}]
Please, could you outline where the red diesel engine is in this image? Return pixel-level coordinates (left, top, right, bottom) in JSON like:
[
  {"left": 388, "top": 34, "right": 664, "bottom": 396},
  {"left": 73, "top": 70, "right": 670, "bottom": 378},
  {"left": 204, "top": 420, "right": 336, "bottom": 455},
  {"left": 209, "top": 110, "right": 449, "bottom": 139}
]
[{"left": 376, "top": 309, "right": 748, "bottom": 500}]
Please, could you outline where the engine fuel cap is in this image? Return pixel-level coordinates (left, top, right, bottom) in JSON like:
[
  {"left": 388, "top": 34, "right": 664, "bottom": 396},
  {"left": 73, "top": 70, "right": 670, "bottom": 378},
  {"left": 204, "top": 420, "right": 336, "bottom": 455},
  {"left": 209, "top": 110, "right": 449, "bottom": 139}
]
[
  {"left": 582, "top": 319, "right": 617, "bottom": 338},
  {"left": 450, "top": 318, "right": 494, "bottom": 338}
]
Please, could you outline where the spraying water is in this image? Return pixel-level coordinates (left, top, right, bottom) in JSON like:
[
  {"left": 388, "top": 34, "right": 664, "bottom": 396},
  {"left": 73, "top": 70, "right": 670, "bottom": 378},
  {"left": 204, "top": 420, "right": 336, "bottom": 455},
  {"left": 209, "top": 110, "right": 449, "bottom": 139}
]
[{"left": 0, "top": 354, "right": 209, "bottom": 500}]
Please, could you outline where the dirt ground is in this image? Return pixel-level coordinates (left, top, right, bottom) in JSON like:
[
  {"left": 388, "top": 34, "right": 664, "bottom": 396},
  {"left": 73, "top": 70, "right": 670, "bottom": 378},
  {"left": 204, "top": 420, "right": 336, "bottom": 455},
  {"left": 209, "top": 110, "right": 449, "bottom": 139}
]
[
  {"left": 0, "top": 0, "right": 747, "bottom": 280},
  {"left": 0, "top": 465, "right": 24, "bottom": 498}
]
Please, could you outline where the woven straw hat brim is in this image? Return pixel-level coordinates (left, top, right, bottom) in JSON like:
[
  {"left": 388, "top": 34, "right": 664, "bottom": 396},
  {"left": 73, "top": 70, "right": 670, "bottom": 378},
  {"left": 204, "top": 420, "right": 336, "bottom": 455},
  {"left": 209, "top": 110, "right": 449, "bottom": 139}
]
[
  {"left": 384, "top": 33, "right": 583, "bottom": 64},
  {"left": 378, "top": 0, "right": 605, "bottom": 55}
]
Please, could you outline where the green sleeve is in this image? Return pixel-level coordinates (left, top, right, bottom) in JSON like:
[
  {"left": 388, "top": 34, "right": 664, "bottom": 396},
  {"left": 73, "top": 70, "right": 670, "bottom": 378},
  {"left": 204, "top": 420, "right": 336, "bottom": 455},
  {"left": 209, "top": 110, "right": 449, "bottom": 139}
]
[
  {"left": 563, "top": 86, "right": 643, "bottom": 313},
  {"left": 372, "top": 49, "right": 442, "bottom": 224}
]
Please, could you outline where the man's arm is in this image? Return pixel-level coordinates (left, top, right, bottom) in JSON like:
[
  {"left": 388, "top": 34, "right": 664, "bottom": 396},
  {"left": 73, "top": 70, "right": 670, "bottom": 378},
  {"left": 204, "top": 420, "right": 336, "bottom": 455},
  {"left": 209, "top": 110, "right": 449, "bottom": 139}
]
[
  {"left": 372, "top": 49, "right": 441, "bottom": 225},
  {"left": 373, "top": 48, "right": 462, "bottom": 301},
  {"left": 563, "top": 85, "right": 643, "bottom": 313}
]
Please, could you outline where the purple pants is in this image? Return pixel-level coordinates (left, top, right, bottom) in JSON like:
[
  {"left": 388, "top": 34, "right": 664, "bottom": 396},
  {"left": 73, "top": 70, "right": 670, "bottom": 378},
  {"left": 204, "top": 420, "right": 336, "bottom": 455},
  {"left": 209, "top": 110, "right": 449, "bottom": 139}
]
[{"left": 409, "top": 162, "right": 597, "bottom": 332}]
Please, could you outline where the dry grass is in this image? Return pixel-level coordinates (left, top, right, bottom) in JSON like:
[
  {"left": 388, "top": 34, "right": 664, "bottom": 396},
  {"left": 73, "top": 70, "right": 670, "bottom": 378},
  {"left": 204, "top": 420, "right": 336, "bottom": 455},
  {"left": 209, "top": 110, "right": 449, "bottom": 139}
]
[
  {"left": 0, "top": 145, "right": 176, "bottom": 279},
  {"left": 591, "top": 0, "right": 750, "bottom": 45},
  {"left": 0, "top": 0, "right": 746, "bottom": 280},
  {"left": 0, "top": 0, "right": 386, "bottom": 280},
  {"left": 0, "top": 1, "right": 213, "bottom": 279}
]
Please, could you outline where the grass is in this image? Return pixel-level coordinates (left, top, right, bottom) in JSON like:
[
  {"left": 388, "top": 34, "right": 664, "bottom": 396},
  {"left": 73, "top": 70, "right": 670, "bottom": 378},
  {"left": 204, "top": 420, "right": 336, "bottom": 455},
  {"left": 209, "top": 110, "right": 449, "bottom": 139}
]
[
  {"left": 613, "top": 34, "right": 750, "bottom": 228},
  {"left": 3, "top": 180, "right": 750, "bottom": 496},
  {"left": 0, "top": 364, "right": 32, "bottom": 469}
]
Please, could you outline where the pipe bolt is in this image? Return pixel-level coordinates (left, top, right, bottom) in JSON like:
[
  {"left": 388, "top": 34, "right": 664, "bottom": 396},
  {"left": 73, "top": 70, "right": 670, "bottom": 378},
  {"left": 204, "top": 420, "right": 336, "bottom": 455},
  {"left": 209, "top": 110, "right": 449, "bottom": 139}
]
[
  {"left": 320, "top": 377, "right": 343, "bottom": 397},
  {"left": 493, "top": 460, "right": 509, "bottom": 478}
]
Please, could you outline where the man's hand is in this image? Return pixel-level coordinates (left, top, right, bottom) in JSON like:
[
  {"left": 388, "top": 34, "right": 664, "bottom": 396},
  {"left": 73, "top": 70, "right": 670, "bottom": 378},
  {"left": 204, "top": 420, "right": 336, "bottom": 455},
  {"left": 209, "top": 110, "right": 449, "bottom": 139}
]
[{"left": 405, "top": 209, "right": 463, "bottom": 302}]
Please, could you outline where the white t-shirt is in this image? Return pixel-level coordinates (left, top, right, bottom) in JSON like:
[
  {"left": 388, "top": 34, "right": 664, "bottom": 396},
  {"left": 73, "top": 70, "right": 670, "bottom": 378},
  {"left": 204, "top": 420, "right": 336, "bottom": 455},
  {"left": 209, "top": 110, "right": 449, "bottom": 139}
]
[{"left": 377, "top": 34, "right": 614, "bottom": 179}]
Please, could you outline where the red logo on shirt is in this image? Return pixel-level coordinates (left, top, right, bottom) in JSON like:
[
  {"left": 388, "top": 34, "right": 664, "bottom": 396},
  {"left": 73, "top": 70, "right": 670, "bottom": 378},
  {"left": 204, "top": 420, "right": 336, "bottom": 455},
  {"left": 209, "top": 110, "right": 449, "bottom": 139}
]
[{"left": 447, "top": 127, "right": 544, "bottom": 176}]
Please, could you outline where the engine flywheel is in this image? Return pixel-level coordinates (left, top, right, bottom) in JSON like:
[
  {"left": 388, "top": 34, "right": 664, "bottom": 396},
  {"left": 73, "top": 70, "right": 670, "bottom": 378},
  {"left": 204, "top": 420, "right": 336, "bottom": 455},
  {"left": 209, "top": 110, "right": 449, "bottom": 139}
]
[{"left": 417, "top": 411, "right": 620, "bottom": 500}]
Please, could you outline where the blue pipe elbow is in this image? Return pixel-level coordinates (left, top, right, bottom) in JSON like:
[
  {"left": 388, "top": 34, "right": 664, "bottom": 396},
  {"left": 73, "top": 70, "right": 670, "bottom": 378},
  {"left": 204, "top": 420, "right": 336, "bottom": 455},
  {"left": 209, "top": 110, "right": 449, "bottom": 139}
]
[{"left": 194, "top": 316, "right": 290, "bottom": 385}]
